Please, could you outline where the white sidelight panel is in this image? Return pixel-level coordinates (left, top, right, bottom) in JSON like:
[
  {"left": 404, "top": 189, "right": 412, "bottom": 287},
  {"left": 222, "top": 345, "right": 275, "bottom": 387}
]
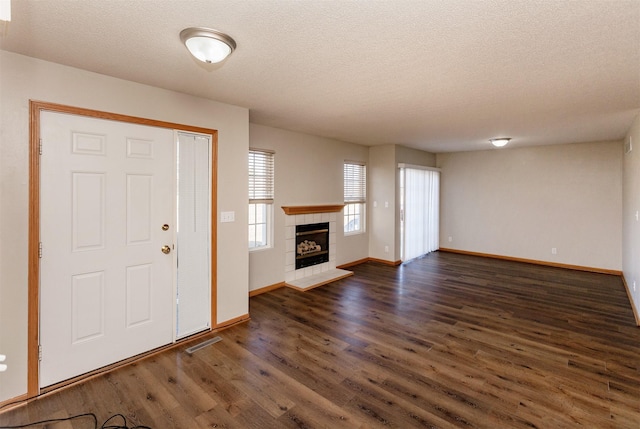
[{"left": 176, "top": 132, "right": 211, "bottom": 338}]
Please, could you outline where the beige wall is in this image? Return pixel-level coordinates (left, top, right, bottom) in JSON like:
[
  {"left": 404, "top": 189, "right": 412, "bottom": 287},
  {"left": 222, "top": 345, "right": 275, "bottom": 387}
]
[
  {"left": 396, "top": 146, "right": 437, "bottom": 166},
  {"left": 368, "top": 145, "right": 437, "bottom": 262},
  {"left": 437, "top": 141, "right": 623, "bottom": 270},
  {"left": 0, "top": 51, "right": 250, "bottom": 402},
  {"left": 248, "top": 124, "right": 369, "bottom": 291},
  {"left": 368, "top": 145, "right": 397, "bottom": 261},
  {"left": 622, "top": 113, "right": 640, "bottom": 317}
]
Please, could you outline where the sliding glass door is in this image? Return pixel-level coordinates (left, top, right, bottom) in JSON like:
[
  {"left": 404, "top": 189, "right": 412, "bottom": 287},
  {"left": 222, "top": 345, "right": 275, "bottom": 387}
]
[{"left": 400, "top": 165, "right": 440, "bottom": 262}]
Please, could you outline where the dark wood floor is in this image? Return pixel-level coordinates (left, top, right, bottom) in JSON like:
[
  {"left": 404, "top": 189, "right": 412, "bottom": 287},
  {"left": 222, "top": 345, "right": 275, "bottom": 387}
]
[{"left": 2, "top": 252, "right": 639, "bottom": 428}]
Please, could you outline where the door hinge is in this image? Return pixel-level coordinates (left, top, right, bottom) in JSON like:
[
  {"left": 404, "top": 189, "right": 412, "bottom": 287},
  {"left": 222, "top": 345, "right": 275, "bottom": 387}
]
[
  {"left": 39, "top": 139, "right": 43, "bottom": 156},
  {"left": 38, "top": 242, "right": 43, "bottom": 258},
  {"left": 38, "top": 345, "right": 42, "bottom": 362}
]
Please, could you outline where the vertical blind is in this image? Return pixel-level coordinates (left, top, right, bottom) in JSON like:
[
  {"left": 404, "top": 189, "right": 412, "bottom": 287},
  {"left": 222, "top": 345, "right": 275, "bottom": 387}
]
[
  {"left": 249, "top": 149, "right": 274, "bottom": 203},
  {"left": 176, "top": 132, "right": 211, "bottom": 339},
  {"left": 344, "top": 161, "right": 366, "bottom": 202},
  {"left": 401, "top": 165, "right": 439, "bottom": 261}
]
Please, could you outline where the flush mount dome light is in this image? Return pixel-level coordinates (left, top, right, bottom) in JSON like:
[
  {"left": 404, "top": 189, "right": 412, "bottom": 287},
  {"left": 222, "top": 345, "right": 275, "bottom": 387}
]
[
  {"left": 490, "top": 138, "right": 511, "bottom": 147},
  {"left": 180, "top": 27, "right": 236, "bottom": 64}
]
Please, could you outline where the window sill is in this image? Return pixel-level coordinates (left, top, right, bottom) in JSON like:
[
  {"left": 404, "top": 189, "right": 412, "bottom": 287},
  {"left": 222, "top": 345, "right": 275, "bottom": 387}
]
[
  {"left": 249, "top": 246, "right": 272, "bottom": 253},
  {"left": 344, "top": 230, "right": 365, "bottom": 237}
]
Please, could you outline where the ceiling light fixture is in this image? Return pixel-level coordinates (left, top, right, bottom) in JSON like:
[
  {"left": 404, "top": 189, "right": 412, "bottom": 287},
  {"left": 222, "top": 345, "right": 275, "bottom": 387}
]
[
  {"left": 180, "top": 27, "right": 236, "bottom": 64},
  {"left": 490, "top": 138, "right": 511, "bottom": 147}
]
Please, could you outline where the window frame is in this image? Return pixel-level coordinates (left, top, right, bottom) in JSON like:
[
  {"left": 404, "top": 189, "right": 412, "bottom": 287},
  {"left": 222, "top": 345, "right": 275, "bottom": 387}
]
[
  {"left": 343, "top": 161, "right": 366, "bottom": 235},
  {"left": 249, "top": 148, "right": 275, "bottom": 250}
]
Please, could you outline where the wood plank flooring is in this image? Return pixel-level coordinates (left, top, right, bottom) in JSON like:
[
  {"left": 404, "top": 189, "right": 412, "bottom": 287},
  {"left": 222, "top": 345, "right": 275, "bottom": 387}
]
[{"left": 2, "top": 252, "right": 639, "bottom": 428}]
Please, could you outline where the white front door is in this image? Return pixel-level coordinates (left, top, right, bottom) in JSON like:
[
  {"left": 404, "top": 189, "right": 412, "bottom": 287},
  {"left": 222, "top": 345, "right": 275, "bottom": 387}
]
[{"left": 39, "top": 111, "right": 175, "bottom": 387}]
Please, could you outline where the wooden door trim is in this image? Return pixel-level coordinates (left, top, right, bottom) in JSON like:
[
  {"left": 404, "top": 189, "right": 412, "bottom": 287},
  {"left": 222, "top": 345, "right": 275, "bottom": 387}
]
[{"left": 28, "top": 100, "right": 219, "bottom": 397}]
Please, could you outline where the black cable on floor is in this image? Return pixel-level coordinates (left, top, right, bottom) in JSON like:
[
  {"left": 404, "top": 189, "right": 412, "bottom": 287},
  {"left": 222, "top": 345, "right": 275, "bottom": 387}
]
[
  {"left": 100, "top": 413, "right": 152, "bottom": 429},
  {"left": 0, "top": 412, "right": 152, "bottom": 429}
]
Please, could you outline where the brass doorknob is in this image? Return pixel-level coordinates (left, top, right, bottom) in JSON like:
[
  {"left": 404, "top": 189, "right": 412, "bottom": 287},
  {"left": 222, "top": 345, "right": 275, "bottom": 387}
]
[{"left": 161, "top": 245, "right": 171, "bottom": 254}]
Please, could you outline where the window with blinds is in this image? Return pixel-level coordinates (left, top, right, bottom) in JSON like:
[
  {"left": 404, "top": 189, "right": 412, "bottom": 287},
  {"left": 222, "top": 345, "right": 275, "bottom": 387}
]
[
  {"left": 344, "top": 161, "right": 366, "bottom": 234},
  {"left": 249, "top": 149, "right": 274, "bottom": 249},
  {"left": 249, "top": 149, "right": 274, "bottom": 203}
]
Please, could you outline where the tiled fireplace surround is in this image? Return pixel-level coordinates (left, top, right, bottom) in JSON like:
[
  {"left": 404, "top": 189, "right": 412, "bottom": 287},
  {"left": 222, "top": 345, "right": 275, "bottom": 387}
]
[
  {"left": 284, "top": 212, "right": 337, "bottom": 283},
  {"left": 282, "top": 205, "right": 353, "bottom": 290}
]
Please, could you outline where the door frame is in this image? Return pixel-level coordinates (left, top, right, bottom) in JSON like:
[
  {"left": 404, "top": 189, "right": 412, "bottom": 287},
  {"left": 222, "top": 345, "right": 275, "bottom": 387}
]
[{"left": 28, "top": 100, "right": 218, "bottom": 397}]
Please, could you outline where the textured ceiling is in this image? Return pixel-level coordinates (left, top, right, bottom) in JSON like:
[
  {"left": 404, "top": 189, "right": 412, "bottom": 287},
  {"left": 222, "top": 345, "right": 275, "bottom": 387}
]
[{"left": 1, "top": 0, "right": 639, "bottom": 152}]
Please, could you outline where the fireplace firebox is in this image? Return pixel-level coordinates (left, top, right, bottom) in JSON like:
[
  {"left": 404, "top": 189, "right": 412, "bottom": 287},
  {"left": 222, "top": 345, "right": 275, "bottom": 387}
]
[{"left": 295, "top": 222, "right": 329, "bottom": 269}]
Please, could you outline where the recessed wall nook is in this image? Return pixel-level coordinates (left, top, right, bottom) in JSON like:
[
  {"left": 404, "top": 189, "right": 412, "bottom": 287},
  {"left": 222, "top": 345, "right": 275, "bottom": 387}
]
[{"left": 283, "top": 205, "right": 353, "bottom": 291}]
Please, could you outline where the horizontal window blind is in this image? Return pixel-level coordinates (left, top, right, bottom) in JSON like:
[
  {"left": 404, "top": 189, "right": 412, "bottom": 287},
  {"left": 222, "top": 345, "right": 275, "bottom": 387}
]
[
  {"left": 344, "top": 162, "right": 366, "bottom": 203},
  {"left": 249, "top": 149, "right": 274, "bottom": 203}
]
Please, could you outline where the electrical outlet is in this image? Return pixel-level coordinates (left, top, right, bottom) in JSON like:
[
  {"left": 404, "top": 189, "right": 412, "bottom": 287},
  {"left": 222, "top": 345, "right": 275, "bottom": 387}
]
[
  {"left": 384, "top": 245, "right": 389, "bottom": 253},
  {"left": 384, "top": 201, "right": 389, "bottom": 208},
  {"left": 0, "top": 354, "right": 6, "bottom": 372},
  {"left": 448, "top": 236, "right": 452, "bottom": 242},
  {"left": 634, "top": 281, "right": 636, "bottom": 292},
  {"left": 551, "top": 248, "right": 557, "bottom": 255}
]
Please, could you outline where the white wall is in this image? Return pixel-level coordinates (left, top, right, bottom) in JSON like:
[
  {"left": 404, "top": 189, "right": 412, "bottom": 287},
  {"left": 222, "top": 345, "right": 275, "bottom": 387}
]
[
  {"left": 622, "top": 113, "right": 640, "bottom": 319},
  {"left": 437, "top": 141, "right": 623, "bottom": 271},
  {"left": 0, "top": 51, "right": 250, "bottom": 402},
  {"left": 248, "top": 124, "right": 369, "bottom": 291}
]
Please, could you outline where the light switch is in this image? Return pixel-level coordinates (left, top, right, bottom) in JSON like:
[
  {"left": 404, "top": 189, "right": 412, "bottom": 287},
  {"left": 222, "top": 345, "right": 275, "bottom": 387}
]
[{"left": 221, "top": 211, "right": 235, "bottom": 223}]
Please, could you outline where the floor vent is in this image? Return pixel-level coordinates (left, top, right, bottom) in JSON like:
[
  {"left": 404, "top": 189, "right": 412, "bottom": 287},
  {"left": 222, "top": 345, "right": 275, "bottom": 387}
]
[{"left": 185, "top": 336, "right": 222, "bottom": 355}]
